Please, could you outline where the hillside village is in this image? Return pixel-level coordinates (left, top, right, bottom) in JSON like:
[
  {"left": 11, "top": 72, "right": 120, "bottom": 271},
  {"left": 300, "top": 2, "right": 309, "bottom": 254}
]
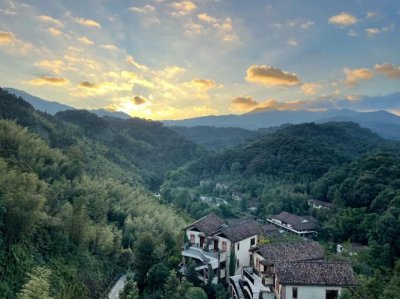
[{"left": 180, "top": 213, "right": 358, "bottom": 299}]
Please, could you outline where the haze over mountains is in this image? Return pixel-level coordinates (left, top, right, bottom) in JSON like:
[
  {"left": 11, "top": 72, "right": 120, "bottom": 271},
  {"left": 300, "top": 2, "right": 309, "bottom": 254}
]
[
  {"left": 5, "top": 88, "right": 131, "bottom": 119},
  {"left": 5, "top": 87, "right": 400, "bottom": 144}
]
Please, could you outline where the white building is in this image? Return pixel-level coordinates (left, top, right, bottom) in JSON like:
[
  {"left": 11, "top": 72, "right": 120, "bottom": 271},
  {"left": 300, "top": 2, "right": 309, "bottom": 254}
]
[
  {"left": 180, "top": 213, "right": 263, "bottom": 284},
  {"left": 229, "top": 241, "right": 357, "bottom": 299}
]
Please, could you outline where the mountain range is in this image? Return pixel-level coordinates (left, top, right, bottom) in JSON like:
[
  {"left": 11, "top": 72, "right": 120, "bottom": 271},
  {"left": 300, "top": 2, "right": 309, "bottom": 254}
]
[{"left": 5, "top": 87, "right": 400, "bottom": 143}]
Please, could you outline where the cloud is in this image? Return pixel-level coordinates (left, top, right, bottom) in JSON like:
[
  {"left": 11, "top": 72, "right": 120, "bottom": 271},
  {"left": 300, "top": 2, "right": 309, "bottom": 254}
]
[
  {"left": 77, "top": 36, "right": 95, "bottom": 45},
  {"left": 187, "top": 13, "right": 238, "bottom": 42},
  {"left": 246, "top": 65, "right": 301, "bottom": 86},
  {"left": 301, "top": 83, "right": 322, "bottom": 95},
  {"left": 26, "top": 76, "right": 69, "bottom": 86},
  {"left": 287, "top": 39, "right": 298, "bottom": 47},
  {"left": 365, "top": 11, "right": 378, "bottom": 19},
  {"left": 344, "top": 68, "right": 373, "bottom": 86},
  {"left": 37, "top": 15, "right": 63, "bottom": 27},
  {"left": 133, "top": 95, "right": 147, "bottom": 105},
  {"left": 329, "top": 12, "right": 358, "bottom": 26},
  {"left": 0, "top": 31, "right": 16, "bottom": 44},
  {"left": 197, "top": 13, "right": 217, "bottom": 23},
  {"left": 231, "top": 96, "right": 259, "bottom": 110},
  {"left": 34, "top": 59, "right": 66, "bottom": 74},
  {"left": 375, "top": 63, "right": 400, "bottom": 79},
  {"left": 100, "top": 44, "right": 118, "bottom": 50},
  {"left": 79, "top": 81, "right": 98, "bottom": 88},
  {"left": 128, "top": 5, "right": 155, "bottom": 14},
  {"left": 366, "top": 28, "right": 380, "bottom": 37},
  {"left": 366, "top": 24, "right": 394, "bottom": 37},
  {"left": 74, "top": 17, "right": 101, "bottom": 29},
  {"left": 126, "top": 55, "right": 148, "bottom": 71},
  {"left": 348, "top": 30, "right": 358, "bottom": 37},
  {"left": 48, "top": 27, "right": 63, "bottom": 36},
  {"left": 301, "top": 21, "right": 315, "bottom": 29},
  {"left": 190, "top": 78, "right": 217, "bottom": 90},
  {"left": 169, "top": 1, "right": 197, "bottom": 16}
]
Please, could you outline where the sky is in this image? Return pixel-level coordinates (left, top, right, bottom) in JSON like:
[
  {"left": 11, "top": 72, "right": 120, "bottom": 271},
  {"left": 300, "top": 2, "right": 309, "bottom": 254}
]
[{"left": 0, "top": 0, "right": 400, "bottom": 120}]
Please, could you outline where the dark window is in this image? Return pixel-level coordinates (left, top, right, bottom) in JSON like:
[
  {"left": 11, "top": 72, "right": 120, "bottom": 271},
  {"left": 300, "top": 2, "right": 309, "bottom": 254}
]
[
  {"left": 326, "top": 290, "right": 338, "bottom": 299},
  {"left": 237, "top": 259, "right": 239, "bottom": 268},
  {"left": 250, "top": 238, "right": 256, "bottom": 246},
  {"left": 293, "top": 287, "right": 298, "bottom": 299},
  {"left": 237, "top": 243, "right": 240, "bottom": 250}
]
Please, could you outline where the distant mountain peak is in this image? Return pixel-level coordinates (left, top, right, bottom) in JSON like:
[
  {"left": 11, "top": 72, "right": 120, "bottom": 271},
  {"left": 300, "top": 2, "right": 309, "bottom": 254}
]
[{"left": 4, "top": 87, "right": 131, "bottom": 119}]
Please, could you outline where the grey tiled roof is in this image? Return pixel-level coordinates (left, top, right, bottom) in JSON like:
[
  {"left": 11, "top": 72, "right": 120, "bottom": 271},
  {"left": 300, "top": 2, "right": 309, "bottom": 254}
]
[
  {"left": 185, "top": 212, "right": 226, "bottom": 235},
  {"left": 270, "top": 211, "right": 318, "bottom": 231},
  {"left": 275, "top": 261, "right": 358, "bottom": 286},
  {"left": 218, "top": 220, "right": 263, "bottom": 243},
  {"left": 257, "top": 241, "right": 324, "bottom": 264}
]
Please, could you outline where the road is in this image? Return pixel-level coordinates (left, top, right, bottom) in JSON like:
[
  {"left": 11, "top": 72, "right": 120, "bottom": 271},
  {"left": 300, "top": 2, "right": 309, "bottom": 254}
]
[{"left": 108, "top": 275, "right": 127, "bottom": 299}]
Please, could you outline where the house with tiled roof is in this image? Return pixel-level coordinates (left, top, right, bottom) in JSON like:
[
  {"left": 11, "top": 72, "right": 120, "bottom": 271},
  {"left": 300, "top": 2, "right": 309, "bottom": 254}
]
[
  {"left": 229, "top": 241, "right": 357, "bottom": 299},
  {"left": 267, "top": 211, "right": 318, "bottom": 236},
  {"left": 180, "top": 213, "right": 264, "bottom": 284},
  {"left": 274, "top": 261, "right": 358, "bottom": 299}
]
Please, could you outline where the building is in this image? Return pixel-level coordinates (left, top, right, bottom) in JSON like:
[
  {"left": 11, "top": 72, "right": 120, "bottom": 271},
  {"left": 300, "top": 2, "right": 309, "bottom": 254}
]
[
  {"left": 308, "top": 199, "right": 333, "bottom": 210},
  {"left": 267, "top": 211, "right": 318, "bottom": 236},
  {"left": 229, "top": 241, "right": 357, "bottom": 299},
  {"left": 180, "top": 213, "right": 263, "bottom": 284},
  {"left": 273, "top": 261, "right": 358, "bottom": 299}
]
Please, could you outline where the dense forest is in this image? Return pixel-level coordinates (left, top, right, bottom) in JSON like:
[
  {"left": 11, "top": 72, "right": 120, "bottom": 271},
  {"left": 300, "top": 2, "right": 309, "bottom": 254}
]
[
  {"left": 162, "top": 122, "right": 400, "bottom": 298},
  {"left": 0, "top": 88, "right": 210, "bottom": 298}
]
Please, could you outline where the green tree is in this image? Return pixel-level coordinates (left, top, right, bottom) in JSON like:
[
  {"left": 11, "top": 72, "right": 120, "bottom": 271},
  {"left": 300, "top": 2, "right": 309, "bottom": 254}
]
[
  {"left": 18, "top": 267, "right": 53, "bottom": 299},
  {"left": 185, "top": 287, "right": 207, "bottom": 299},
  {"left": 120, "top": 275, "right": 139, "bottom": 299},
  {"left": 133, "top": 233, "right": 156, "bottom": 286},
  {"left": 229, "top": 250, "right": 236, "bottom": 276}
]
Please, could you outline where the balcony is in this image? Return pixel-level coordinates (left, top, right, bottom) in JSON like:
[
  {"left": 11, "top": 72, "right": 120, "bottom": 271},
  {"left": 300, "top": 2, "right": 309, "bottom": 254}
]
[
  {"left": 241, "top": 267, "right": 274, "bottom": 298},
  {"left": 182, "top": 246, "right": 220, "bottom": 269}
]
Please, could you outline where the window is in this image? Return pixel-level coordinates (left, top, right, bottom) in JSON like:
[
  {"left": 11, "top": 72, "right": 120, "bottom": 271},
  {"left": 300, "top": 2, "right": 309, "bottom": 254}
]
[
  {"left": 190, "top": 234, "right": 195, "bottom": 243},
  {"left": 222, "top": 241, "right": 227, "bottom": 252},
  {"left": 326, "top": 290, "right": 339, "bottom": 299},
  {"left": 236, "top": 259, "right": 239, "bottom": 268},
  {"left": 237, "top": 243, "right": 240, "bottom": 251},
  {"left": 256, "top": 258, "right": 260, "bottom": 270},
  {"left": 293, "top": 287, "right": 298, "bottom": 299}
]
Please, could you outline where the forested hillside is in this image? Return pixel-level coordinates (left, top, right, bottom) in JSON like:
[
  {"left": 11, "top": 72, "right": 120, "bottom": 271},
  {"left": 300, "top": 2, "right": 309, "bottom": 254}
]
[
  {"left": 162, "top": 122, "right": 400, "bottom": 298},
  {"left": 0, "top": 88, "right": 197, "bottom": 298}
]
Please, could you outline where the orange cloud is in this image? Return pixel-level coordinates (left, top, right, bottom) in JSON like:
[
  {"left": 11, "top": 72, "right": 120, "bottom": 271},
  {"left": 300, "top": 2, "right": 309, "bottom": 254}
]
[
  {"left": 0, "top": 31, "right": 16, "bottom": 44},
  {"left": 133, "top": 96, "right": 147, "bottom": 105},
  {"left": 329, "top": 12, "right": 358, "bottom": 26},
  {"left": 48, "top": 27, "right": 63, "bottom": 36},
  {"left": 79, "top": 81, "right": 98, "bottom": 88},
  {"left": 169, "top": 1, "right": 197, "bottom": 16},
  {"left": 301, "top": 83, "right": 322, "bottom": 95},
  {"left": 231, "top": 96, "right": 258, "bottom": 110},
  {"left": 77, "top": 36, "right": 94, "bottom": 45},
  {"left": 74, "top": 17, "right": 101, "bottom": 29},
  {"left": 126, "top": 55, "right": 148, "bottom": 71},
  {"left": 26, "top": 76, "right": 69, "bottom": 86},
  {"left": 100, "top": 44, "right": 118, "bottom": 51},
  {"left": 246, "top": 65, "right": 301, "bottom": 86},
  {"left": 190, "top": 78, "right": 217, "bottom": 90},
  {"left": 37, "top": 15, "right": 64, "bottom": 27},
  {"left": 375, "top": 63, "right": 400, "bottom": 79},
  {"left": 197, "top": 13, "right": 217, "bottom": 23},
  {"left": 344, "top": 68, "right": 373, "bottom": 86}
]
